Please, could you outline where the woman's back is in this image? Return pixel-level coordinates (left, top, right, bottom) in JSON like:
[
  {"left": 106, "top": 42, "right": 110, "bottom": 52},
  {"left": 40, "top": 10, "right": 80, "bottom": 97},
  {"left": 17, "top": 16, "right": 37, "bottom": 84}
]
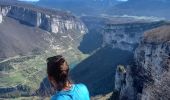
[
  {"left": 51, "top": 84, "right": 90, "bottom": 100},
  {"left": 47, "top": 55, "right": 90, "bottom": 100}
]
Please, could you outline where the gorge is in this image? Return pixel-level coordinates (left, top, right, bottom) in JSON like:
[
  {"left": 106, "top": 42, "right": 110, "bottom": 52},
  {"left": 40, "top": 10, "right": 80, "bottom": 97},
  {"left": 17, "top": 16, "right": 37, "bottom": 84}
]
[
  {"left": 0, "top": 1, "right": 87, "bottom": 99},
  {"left": 0, "top": 0, "right": 170, "bottom": 100},
  {"left": 112, "top": 25, "right": 170, "bottom": 100}
]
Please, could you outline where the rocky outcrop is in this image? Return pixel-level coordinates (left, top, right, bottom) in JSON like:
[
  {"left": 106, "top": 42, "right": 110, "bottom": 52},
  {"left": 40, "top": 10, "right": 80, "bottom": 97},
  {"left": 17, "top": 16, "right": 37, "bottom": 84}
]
[
  {"left": 115, "top": 25, "right": 170, "bottom": 100},
  {"left": 134, "top": 25, "right": 170, "bottom": 100},
  {"left": 0, "top": 1, "right": 86, "bottom": 34},
  {"left": 103, "top": 21, "right": 167, "bottom": 51},
  {"left": 113, "top": 65, "right": 135, "bottom": 100},
  {"left": 0, "top": 1, "right": 87, "bottom": 58}
]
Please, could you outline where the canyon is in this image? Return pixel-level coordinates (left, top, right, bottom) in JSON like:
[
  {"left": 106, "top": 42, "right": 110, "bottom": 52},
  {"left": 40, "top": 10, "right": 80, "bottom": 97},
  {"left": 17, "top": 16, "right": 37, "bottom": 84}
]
[
  {"left": 0, "top": 1, "right": 170, "bottom": 100},
  {"left": 112, "top": 25, "right": 170, "bottom": 100},
  {"left": 0, "top": 1, "right": 87, "bottom": 98}
]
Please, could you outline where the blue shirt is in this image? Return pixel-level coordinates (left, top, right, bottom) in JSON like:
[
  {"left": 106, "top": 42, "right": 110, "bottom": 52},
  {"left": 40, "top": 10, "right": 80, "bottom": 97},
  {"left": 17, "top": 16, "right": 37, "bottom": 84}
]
[{"left": 51, "top": 84, "right": 90, "bottom": 100}]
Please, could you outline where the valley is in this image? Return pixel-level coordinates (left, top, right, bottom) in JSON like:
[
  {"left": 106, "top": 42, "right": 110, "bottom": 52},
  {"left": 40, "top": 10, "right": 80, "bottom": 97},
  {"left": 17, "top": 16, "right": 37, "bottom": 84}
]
[
  {"left": 0, "top": 1, "right": 88, "bottom": 99},
  {"left": 0, "top": 0, "right": 170, "bottom": 100}
]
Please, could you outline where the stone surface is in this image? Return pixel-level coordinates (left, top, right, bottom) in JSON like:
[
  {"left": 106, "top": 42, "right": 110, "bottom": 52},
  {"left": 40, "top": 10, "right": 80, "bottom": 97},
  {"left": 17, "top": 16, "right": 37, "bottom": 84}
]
[
  {"left": 0, "top": 1, "right": 87, "bottom": 58},
  {"left": 0, "top": 1, "right": 86, "bottom": 34},
  {"left": 116, "top": 25, "right": 170, "bottom": 100},
  {"left": 103, "top": 21, "right": 168, "bottom": 51},
  {"left": 134, "top": 25, "right": 170, "bottom": 100}
]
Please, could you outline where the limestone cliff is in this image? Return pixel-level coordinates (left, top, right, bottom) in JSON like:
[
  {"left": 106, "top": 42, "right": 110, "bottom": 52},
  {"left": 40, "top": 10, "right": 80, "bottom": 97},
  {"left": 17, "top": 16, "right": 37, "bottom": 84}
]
[
  {"left": 0, "top": 1, "right": 87, "bottom": 58},
  {"left": 103, "top": 21, "right": 167, "bottom": 51},
  {"left": 0, "top": 1, "right": 86, "bottom": 34},
  {"left": 134, "top": 25, "right": 170, "bottom": 100},
  {"left": 113, "top": 25, "right": 170, "bottom": 100}
]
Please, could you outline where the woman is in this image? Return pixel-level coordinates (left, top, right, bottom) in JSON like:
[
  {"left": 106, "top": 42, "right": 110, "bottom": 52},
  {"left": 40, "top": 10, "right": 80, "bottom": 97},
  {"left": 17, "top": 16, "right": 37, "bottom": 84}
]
[{"left": 47, "top": 55, "right": 90, "bottom": 100}]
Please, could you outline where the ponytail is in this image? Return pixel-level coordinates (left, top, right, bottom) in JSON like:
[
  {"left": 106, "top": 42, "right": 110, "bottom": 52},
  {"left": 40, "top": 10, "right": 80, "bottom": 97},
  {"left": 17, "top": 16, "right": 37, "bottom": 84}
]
[{"left": 47, "top": 55, "right": 71, "bottom": 91}]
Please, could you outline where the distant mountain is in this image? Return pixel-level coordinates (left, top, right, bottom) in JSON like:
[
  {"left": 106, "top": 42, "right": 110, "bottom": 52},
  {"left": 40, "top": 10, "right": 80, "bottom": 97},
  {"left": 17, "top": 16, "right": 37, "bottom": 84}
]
[
  {"left": 37, "top": 0, "right": 170, "bottom": 19},
  {"left": 37, "top": 0, "right": 121, "bottom": 15},
  {"left": 110, "top": 0, "right": 170, "bottom": 19}
]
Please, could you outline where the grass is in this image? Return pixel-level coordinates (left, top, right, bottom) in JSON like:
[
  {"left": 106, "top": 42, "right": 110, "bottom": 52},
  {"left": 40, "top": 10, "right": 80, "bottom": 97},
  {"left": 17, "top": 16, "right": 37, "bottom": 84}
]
[
  {"left": 0, "top": 49, "right": 88, "bottom": 98},
  {"left": 0, "top": 73, "right": 25, "bottom": 87}
]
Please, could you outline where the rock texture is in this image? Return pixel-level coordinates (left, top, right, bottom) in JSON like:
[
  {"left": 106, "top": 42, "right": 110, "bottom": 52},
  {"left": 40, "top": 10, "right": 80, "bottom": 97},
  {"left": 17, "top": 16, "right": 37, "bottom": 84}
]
[
  {"left": 103, "top": 21, "right": 168, "bottom": 51},
  {"left": 0, "top": 1, "right": 86, "bottom": 34},
  {"left": 134, "top": 25, "right": 170, "bottom": 100},
  {"left": 113, "top": 65, "right": 135, "bottom": 100},
  {"left": 114, "top": 25, "right": 170, "bottom": 100},
  {"left": 0, "top": 1, "right": 87, "bottom": 58}
]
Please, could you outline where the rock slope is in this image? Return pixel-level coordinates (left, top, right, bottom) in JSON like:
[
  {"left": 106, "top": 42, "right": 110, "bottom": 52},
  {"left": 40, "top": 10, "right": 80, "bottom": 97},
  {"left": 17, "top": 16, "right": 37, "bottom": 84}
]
[
  {"left": 0, "top": 1, "right": 87, "bottom": 58},
  {"left": 113, "top": 25, "right": 170, "bottom": 100},
  {"left": 0, "top": 1, "right": 87, "bottom": 98},
  {"left": 134, "top": 25, "right": 170, "bottom": 100},
  {"left": 103, "top": 21, "right": 168, "bottom": 51}
]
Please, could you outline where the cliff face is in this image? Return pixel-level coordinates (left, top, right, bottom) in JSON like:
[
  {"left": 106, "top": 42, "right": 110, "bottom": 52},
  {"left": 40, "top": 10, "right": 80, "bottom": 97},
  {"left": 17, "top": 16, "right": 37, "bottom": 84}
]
[
  {"left": 114, "top": 65, "right": 135, "bottom": 100},
  {"left": 134, "top": 25, "right": 170, "bottom": 100},
  {"left": 0, "top": 1, "right": 87, "bottom": 58},
  {"left": 70, "top": 16, "right": 169, "bottom": 99},
  {"left": 0, "top": 1, "right": 87, "bottom": 98},
  {"left": 103, "top": 21, "right": 167, "bottom": 51},
  {"left": 114, "top": 25, "right": 170, "bottom": 100},
  {"left": 0, "top": 2, "right": 86, "bottom": 34}
]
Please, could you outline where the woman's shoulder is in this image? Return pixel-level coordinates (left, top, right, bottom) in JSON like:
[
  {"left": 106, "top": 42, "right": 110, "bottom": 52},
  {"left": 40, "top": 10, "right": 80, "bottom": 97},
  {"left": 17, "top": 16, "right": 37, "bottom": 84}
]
[
  {"left": 51, "top": 94, "right": 71, "bottom": 100},
  {"left": 74, "top": 83, "right": 88, "bottom": 90},
  {"left": 74, "top": 83, "right": 89, "bottom": 94},
  {"left": 51, "top": 84, "right": 90, "bottom": 100}
]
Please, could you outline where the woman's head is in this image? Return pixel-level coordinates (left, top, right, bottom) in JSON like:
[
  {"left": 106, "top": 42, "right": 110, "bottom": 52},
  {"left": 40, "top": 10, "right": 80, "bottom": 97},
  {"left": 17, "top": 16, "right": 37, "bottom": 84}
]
[{"left": 47, "top": 55, "right": 70, "bottom": 91}]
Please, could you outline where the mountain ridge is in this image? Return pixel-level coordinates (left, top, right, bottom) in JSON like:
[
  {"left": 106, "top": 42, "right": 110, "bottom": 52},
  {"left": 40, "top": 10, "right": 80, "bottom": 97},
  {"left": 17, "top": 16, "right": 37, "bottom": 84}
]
[{"left": 0, "top": 0, "right": 87, "bottom": 58}]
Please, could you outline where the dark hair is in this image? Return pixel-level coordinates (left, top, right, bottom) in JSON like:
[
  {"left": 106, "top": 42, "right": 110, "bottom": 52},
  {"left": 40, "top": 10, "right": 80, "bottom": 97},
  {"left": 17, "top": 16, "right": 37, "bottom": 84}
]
[{"left": 47, "top": 55, "right": 71, "bottom": 91}]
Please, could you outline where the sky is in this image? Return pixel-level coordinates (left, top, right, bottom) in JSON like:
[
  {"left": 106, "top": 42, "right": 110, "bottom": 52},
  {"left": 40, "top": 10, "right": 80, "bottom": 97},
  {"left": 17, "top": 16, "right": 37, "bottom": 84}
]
[
  {"left": 19, "top": 0, "right": 39, "bottom": 1},
  {"left": 117, "top": 0, "right": 128, "bottom": 1},
  {"left": 19, "top": 0, "right": 128, "bottom": 2}
]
